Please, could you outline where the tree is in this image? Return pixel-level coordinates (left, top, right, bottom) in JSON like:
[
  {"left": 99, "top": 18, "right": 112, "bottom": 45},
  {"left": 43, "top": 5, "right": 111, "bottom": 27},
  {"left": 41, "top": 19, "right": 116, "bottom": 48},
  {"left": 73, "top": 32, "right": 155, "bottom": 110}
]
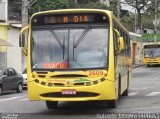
[
  {"left": 121, "top": 14, "right": 135, "bottom": 31},
  {"left": 124, "top": 0, "right": 150, "bottom": 30},
  {"left": 110, "top": 0, "right": 118, "bottom": 17},
  {"left": 8, "top": 0, "right": 22, "bottom": 20},
  {"left": 71, "top": 1, "right": 109, "bottom": 9},
  {"left": 27, "top": 0, "right": 111, "bottom": 16},
  {"left": 8, "top": 0, "right": 117, "bottom": 21},
  {"left": 29, "top": 0, "right": 72, "bottom": 15}
]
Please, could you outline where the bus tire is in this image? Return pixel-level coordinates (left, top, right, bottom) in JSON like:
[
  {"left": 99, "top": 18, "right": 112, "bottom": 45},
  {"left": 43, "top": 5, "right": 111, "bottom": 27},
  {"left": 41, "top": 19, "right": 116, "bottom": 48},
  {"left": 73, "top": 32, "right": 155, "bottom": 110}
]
[
  {"left": 122, "top": 73, "right": 129, "bottom": 96},
  {"left": 122, "top": 88, "right": 128, "bottom": 96},
  {"left": 0, "top": 86, "right": 2, "bottom": 96},
  {"left": 118, "top": 77, "right": 121, "bottom": 97},
  {"left": 118, "top": 74, "right": 121, "bottom": 98},
  {"left": 147, "top": 64, "right": 150, "bottom": 67},
  {"left": 46, "top": 101, "right": 58, "bottom": 109},
  {"left": 107, "top": 100, "right": 117, "bottom": 108}
]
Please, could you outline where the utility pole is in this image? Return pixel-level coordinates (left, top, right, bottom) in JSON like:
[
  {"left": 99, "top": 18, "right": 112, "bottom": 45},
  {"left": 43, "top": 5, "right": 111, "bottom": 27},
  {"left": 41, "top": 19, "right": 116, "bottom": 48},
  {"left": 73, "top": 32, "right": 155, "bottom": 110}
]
[
  {"left": 154, "top": 0, "right": 158, "bottom": 43},
  {"left": 117, "top": 0, "right": 120, "bottom": 19},
  {"left": 22, "top": 0, "right": 28, "bottom": 28},
  {"left": 21, "top": 0, "right": 28, "bottom": 71},
  {"left": 135, "top": 9, "right": 137, "bottom": 33}
]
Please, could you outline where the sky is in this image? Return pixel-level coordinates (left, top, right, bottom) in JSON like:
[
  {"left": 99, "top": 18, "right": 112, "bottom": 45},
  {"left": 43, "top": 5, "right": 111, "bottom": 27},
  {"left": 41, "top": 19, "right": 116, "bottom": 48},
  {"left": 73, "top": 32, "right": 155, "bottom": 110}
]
[{"left": 120, "top": 0, "right": 136, "bottom": 13}]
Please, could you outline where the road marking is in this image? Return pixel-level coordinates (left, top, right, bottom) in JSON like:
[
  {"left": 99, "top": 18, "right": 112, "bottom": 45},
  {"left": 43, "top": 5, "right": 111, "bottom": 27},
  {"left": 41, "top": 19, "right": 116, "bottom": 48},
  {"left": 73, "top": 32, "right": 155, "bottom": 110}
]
[
  {"left": 128, "top": 92, "right": 138, "bottom": 96},
  {"left": 146, "top": 92, "right": 160, "bottom": 96},
  {"left": 19, "top": 98, "right": 29, "bottom": 101},
  {"left": 0, "top": 96, "right": 26, "bottom": 102}
]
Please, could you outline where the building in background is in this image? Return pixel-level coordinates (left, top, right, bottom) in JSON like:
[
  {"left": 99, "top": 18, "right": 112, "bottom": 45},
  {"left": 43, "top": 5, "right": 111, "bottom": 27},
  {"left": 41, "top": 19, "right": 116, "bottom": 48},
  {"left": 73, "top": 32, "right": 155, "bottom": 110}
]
[
  {"left": 0, "top": 23, "right": 8, "bottom": 67},
  {"left": 0, "top": 0, "right": 22, "bottom": 72},
  {"left": 0, "top": 0, "right": 8, "bottom": 22},
  {"left": 0, "top": 0, "right": 8, "bottom": 67},
  {"left": 7, "top": 24, "right": 22, "bottom": 72},
  {"left": 129, "top": 32, "right": 142, "bottom": 64}
]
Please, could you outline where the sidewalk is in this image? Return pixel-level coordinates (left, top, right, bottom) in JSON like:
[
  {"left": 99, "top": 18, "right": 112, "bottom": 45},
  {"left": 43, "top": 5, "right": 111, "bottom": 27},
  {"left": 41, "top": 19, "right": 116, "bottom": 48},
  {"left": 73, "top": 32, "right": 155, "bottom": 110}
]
[{"left": 132, "top": 64, "right": 144, "bottom": 69}]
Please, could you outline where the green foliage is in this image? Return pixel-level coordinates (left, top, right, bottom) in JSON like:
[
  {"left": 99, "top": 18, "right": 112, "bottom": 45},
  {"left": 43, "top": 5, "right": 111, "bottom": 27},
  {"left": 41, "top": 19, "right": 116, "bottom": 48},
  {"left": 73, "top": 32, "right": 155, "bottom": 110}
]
[
  {"left": 70, "top": 1, "right": 109, "bottom": 9},
  {"left": 141, "top": 14, "right": 154, "bottom": 29},
  {"left": 8, "top": 0, "right": 21, "bottom": 20},
  {"left": 142, "top": 34, "right": 160, "bottom": 42},
  {"left": 8, "top": 0, "right": 113, "bottom": 20},
  {"left": 29, "top": 0, "right": 71, "bottom": 14},
  {"left": 8, "top": 0, "right": 21, "bottom": 13},
  {"left": 109, "top": 0, "right": 118, "bottom": 16},
  {"left": 120, "top": 14, "right": 135, "bottom": 31}
]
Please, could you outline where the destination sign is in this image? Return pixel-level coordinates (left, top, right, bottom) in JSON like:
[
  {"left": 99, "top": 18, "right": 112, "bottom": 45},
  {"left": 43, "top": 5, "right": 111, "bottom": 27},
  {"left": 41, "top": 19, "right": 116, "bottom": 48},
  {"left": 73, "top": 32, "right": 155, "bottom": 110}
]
[
  {"left": 44, "top": 15, "right": 94, "bottom": 24},
  {"left": 31, "top": 13, "right": 108, "bottom": 25}
]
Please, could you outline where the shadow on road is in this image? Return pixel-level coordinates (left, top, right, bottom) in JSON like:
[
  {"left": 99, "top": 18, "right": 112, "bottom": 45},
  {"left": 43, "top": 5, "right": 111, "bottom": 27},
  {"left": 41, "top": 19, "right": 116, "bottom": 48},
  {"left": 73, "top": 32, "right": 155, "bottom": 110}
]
[
  {"left": 39, "top": 99, "right": 125, "bottom": 114},
  {"left": 145, "top": 64, "right": 160, "bottom": 68}
]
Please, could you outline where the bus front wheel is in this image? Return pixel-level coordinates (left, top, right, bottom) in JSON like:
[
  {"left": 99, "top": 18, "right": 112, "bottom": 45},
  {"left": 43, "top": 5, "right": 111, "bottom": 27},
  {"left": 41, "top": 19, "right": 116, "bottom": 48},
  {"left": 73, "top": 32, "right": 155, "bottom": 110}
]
[
  {"left": 147, "top": 64, "right": 150, "bottom": 67},
  {"left": 122, "top": 74, "right": 129, "bottom": 96},
  {"left": 107, "top": 100, "right": 117, "bottom": 108},
  {"left": 46, "top": 101, "right": 58, "bottom": 109}
]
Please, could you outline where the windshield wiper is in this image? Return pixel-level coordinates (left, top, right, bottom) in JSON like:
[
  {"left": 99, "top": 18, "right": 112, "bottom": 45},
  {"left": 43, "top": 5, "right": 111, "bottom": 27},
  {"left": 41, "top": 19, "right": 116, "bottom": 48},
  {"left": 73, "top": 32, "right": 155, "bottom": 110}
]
[
  {"left": 48, "top": 27, "right": 64, "bottom": 48},
  {"left": 48, "top": 27, "right": 65, "bottom": 59},
  {"left": 73, "top": 25, "right": 91, "bottom": 48}
]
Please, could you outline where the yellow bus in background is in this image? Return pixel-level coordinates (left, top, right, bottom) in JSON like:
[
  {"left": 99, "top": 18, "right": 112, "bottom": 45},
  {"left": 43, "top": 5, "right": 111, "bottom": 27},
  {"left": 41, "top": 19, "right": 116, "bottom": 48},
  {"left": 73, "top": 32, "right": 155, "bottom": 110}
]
[
  {"left": 143, "top": 43, "right": 160, "bottom": 67},
  {"left": 19, "top": 9, "right": 132, "bottom": 109}
]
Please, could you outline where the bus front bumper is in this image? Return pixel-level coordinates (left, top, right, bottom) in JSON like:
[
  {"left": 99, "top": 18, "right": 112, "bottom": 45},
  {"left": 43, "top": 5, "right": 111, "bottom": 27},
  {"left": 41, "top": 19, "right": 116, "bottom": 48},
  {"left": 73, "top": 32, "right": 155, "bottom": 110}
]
[{"left": 27, "top": 80, "right": 117, "bottom": 101}]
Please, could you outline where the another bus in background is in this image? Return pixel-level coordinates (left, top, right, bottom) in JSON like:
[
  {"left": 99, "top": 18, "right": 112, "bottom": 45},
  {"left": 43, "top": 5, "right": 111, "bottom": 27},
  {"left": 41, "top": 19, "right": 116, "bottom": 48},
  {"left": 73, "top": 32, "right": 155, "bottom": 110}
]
[{"left": 143, "top": 43, "right": 160, "bottom": 67}]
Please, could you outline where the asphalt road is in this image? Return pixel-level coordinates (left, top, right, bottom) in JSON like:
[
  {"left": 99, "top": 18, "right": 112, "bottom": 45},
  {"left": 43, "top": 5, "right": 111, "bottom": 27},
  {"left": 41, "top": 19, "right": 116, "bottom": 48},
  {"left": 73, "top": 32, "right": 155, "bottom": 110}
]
[{"left": 1, "top": 65, "right": 160, "bottom": 119}]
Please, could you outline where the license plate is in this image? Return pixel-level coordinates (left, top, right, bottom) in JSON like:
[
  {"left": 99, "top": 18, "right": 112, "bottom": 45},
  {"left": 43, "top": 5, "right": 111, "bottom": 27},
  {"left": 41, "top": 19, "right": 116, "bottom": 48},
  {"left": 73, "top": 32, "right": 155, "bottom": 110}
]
[{"left": 61, "top": 89, "right": 76, "bottom": 95}]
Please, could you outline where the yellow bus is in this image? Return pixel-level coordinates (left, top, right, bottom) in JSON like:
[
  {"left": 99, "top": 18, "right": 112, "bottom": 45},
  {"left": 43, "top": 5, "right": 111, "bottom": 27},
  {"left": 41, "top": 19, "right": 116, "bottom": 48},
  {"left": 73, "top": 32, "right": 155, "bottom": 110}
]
[
  {"left": 19, "top": 9, "right": 132, "bottom": 109},
  {"left": 143, "top": 43, "right": 160, "bottom": 67}
]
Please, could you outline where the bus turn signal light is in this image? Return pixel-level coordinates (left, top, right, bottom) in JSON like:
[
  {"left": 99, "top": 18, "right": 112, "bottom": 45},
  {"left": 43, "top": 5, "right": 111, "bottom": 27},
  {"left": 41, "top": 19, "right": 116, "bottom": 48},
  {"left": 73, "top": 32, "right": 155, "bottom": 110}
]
[{"left": 35, "top": 79, "right": 39, "bottom": 83}]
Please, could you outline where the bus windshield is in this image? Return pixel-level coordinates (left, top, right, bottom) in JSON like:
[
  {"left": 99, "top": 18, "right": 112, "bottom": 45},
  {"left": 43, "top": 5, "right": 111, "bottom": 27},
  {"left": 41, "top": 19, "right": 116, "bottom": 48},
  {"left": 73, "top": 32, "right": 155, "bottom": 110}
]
[
  {"left": 144, "top": 48, "right": 160, "bottom": 58},
  {"left": 31, "top": 25, "right": 108, "bottom": 70}
]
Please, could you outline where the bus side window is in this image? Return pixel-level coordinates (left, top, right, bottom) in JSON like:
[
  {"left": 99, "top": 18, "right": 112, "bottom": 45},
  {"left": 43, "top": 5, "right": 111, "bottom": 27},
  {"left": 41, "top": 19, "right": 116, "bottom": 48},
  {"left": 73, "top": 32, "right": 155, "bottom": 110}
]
[{"left": 113, "top": 30, "right": 118, "bottom": 55}]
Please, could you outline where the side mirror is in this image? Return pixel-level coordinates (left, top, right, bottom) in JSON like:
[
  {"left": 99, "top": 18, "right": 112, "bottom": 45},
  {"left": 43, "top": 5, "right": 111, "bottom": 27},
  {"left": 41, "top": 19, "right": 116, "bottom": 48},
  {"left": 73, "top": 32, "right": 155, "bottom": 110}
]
[
  {"left": 114, "top": 29, "right": 125, "bottom": 54},
  {"left": 118, "top": 37, "right": 125, "bottom": 51},
  {"left": 19, "top": 25, "right": 29, "bottom": 47},
  {"left": 19, "top": 25, "right": 29, "bottom": 56},
  {"left": 19, "top": 33, "right": 25, "bottom": 47}
]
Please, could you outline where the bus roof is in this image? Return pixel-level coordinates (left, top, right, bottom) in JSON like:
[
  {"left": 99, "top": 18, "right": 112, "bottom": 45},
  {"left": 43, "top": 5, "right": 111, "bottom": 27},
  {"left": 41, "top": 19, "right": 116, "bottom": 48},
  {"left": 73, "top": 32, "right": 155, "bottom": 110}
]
[
  {"left": 30, "top": 9, "right": 129, "bottom": 34},
  {"left": 30, "top": 9, "right": 112, "bottom": 21}
]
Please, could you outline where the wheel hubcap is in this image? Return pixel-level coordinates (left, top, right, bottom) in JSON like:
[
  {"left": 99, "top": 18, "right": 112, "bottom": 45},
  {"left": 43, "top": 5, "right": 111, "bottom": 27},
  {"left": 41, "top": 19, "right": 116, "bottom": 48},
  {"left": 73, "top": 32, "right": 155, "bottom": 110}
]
[
  {"left": 0, "top": 87, "right": 2, "bottom": 94},
  {"left": 19, "top": 85, "right": 22, "bottom": 92}
]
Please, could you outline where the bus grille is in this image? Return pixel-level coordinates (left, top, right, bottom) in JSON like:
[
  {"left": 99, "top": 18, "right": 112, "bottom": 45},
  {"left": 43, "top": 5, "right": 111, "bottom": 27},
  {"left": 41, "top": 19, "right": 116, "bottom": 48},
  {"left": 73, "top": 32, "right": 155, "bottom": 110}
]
[{"left": 41, "top": 92, "right": 99, "bottom": 98}]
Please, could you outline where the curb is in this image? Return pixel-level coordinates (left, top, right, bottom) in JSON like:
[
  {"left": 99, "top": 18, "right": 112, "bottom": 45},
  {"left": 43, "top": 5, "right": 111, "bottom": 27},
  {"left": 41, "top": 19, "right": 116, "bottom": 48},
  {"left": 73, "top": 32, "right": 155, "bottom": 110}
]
[{"left": 132, "top": 64, "right": 144, "bottom": 69}]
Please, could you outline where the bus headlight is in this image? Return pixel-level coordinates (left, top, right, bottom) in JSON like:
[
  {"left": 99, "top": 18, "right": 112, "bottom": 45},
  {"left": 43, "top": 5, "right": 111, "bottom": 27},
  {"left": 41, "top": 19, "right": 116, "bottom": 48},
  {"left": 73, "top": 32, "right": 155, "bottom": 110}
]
[
  {"left": 86, "top": 82, "right": 91, "bottom": 86},
  {"left": 35, "top": 79, "right": 39, "bottom": 83},
  {"left": 48, "top": 83, "right": 53, "bottom": 87},
  {"left": 93, "top": 80, "right": 98, "bottom": 84},
  {"left": 100, "top": 77, "right": 106, "bottom": 82},
  {"left": 41, "top": 81, "right": 46, "bottom": 85}
]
